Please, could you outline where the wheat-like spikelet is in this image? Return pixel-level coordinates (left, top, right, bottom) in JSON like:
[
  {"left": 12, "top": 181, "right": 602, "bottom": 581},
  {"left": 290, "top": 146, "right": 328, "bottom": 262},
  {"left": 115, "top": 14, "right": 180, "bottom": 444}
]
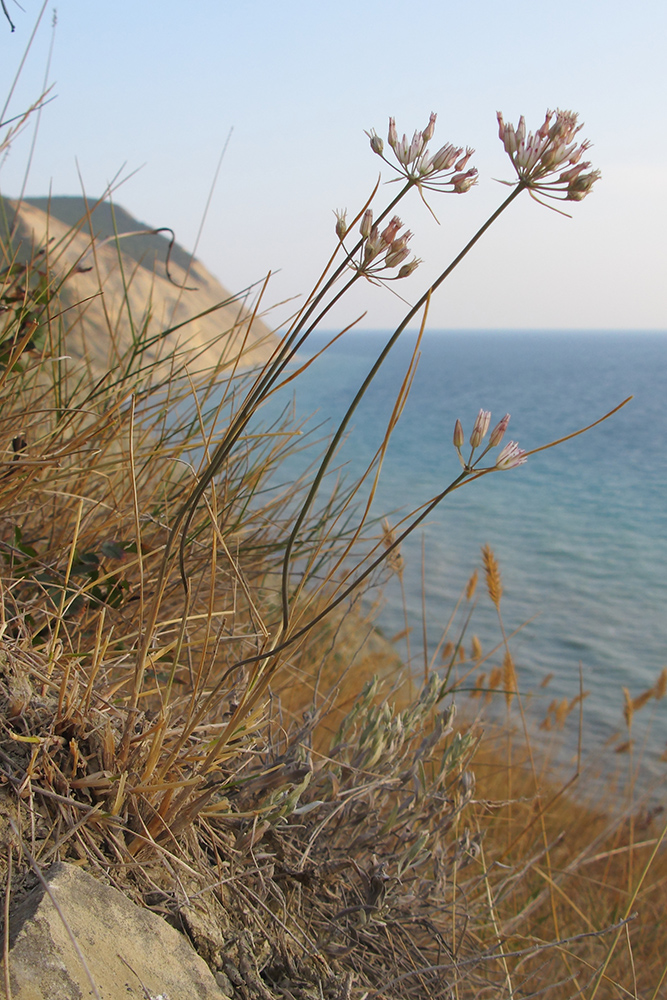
[
  {"left": 440, "top": 641, "right": 454, "bottom": 661},
  {"left": 471, "top": 635, "right": 483, "bottom": 660},
  {"left": 632, "top": 688, "right": 654, "bottom": 713},
  {"left": 469, "top": 672, "right": 485, "bottom": 698},
  {"left": 554, "top": 698, "right": 570, "bottom": 728},
  {"left": 540, "top": 699, "right": 557, "bottom": 730},
  {"left": 381, "top": 518, "right": 404, "bottom": 576},
  {"left": 487, "top": 666, "right": 502, "bottom": 691},
  {"left": 465, "top": 569, "right": 478, "bottom": 601},
  {"left": 653, "top": 668, "right": 667, "bottom": 701},
  {"left": 481, "top": 544, "right": 503, "bottom": 609},
  {"left": 486, "top": 665, "right": 502, "bottom": 704},
  {"left": 502, "top": 649, "right": 516, "bottom": 707},
  {"left": 622, "top": 686, "right": 634, "bottom": 729}
]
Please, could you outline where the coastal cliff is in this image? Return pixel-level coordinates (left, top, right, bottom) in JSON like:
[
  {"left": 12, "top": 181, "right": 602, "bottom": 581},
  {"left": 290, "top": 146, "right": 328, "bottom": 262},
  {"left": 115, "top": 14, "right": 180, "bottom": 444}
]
[{"left": 2, "top": 195, "right": 277, "bottom": 378}]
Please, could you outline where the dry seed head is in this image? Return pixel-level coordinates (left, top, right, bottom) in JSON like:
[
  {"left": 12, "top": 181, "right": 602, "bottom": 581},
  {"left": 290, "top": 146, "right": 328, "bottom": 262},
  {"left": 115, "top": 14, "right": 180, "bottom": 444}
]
[
  {"left": 469, "top": 672, "right": 485, "bottom": 699},
  {"left": 458, "top": 644, "right": 466, "bottom": 662},
  {"left": 382, "top": 518, "right": 404, "bottom": 576},
  {"left": 502, "top": 650, "right": 516, "bottom": 708},
  {"left": 481, "top": 544, "right": 503, "bottom": 608},
  {"left": 632, "top": 689, "right": 654, "bottom": 713},
  {"left": 488, "top": 666, "right": 502, "bottom": 691},
  {"left": 554, "top": 698, "right": 570, "bottom": 728},
  {"left": 471, "top": 635, "right": 482, "bottom": 660},
  {"left": 441, "top": 641, "right": 454, "bottom": 661},
  {"left": 487, "top": 665, "right": 502, "bottom": 704},
  {"left": 465, "top": 569, "right": 478, "bottom": 601},
  {"left": 653, "top": 668, "right": 667, "bottom": 701},
  {"left": 622, "top": 686, "right": 634, "bottom": 729}
]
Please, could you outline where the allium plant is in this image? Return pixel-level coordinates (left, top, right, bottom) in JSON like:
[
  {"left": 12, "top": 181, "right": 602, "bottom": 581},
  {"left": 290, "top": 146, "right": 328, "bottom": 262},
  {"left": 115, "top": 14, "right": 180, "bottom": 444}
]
[
  {"left": 130, "top": 109, "right": 621, "bottom": 772},
  {"left": 454, "top": 409, "right": 527, "bottom": 472},
  {"left": 366, "top": 112, "right": 478, "bottom": 195},
  {"left": 496, "top": 108, "right": 601, "bottom": 209}
]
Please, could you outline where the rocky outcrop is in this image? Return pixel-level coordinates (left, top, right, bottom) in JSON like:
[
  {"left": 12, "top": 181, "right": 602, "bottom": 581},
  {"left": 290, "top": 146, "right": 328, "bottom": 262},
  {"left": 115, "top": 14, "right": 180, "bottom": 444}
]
[{"left": 2, "top": 861, "right": 230, "bottom": 999}]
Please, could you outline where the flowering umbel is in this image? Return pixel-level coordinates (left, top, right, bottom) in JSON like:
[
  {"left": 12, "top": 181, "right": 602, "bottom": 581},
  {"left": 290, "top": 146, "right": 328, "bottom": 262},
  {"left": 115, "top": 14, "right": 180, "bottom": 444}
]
[
  {"left": 337, "top": 208, "right": 421, "bottom": 281},
  {"left": 453, "top": 409, "right": 526, "bottom": 472},
  {"left": 366, "top": 113, "right": 478, "bottom": 195},
  {"left": 496, "top": 109, "right": 600, "bottom": 206}
]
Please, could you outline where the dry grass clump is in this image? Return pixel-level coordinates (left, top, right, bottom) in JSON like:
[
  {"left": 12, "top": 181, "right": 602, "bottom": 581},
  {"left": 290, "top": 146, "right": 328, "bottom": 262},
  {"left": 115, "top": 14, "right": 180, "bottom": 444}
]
[
  {"left": 0, "top": 198, "right": 501, "bottom": 999},
  {"left": 1, "top": 84, "right": 664, "bottom": 999}
]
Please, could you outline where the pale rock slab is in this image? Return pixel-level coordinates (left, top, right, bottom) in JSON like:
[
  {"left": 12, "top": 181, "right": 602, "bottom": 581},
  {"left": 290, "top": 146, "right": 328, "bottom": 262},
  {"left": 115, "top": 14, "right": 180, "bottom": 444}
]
[{"left": 2, "top": 862, "right": 231, "bottom": 1000}]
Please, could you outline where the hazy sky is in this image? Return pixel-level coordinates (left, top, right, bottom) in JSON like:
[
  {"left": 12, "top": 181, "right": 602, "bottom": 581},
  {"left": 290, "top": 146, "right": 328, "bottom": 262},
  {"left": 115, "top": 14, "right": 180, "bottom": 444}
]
[{"left": 1, "top": 0, "right": 665, "bottom": 330}]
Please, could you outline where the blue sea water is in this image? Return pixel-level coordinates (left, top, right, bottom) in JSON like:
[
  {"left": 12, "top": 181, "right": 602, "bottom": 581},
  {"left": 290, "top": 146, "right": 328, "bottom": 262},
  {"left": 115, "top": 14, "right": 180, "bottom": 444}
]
[{"left": 261, "top": 330, "right": 667, "bottom": 775}]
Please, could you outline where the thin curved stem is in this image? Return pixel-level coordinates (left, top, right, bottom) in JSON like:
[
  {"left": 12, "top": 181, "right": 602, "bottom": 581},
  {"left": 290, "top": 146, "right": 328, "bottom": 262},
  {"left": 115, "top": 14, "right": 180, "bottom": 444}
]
[{"left": 279, "top": 181, "right": 526, "bottom": 631}]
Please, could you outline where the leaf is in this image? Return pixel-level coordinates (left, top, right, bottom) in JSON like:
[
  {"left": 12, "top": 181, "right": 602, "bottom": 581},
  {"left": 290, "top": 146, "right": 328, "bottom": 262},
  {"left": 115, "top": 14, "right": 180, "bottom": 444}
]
[{"left": 100, "top": 540, "right": 127, "bottom": 561}]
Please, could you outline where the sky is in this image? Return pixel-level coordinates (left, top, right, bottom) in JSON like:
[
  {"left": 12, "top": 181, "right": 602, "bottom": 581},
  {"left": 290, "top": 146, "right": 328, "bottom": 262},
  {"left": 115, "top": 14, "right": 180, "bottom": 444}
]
[{"left": 0, "top": 0, "right": 665, "bottom": 331}]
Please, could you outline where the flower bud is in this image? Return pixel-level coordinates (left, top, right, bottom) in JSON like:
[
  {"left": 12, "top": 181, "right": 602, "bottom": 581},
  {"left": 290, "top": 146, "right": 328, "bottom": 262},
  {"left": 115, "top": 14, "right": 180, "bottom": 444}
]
[
  {"left": 431, "top": 143, "right": 458, "bottom": 172},
  {"left": 423, "top": 112, "right": 437, "bottom": 142},
  {"left": 385, "top": 245, "right": 410, "bottom": 268},
  {"left": 369, "top": 130, "right": 384, "bottom": 156},
  {"left": 454, "top": 147, "right": 474, "bottom": 172},
  {"left": 380, "top": 216, "right": 402, "bottom": 245},
  {"left": 566, "top": 169, "right": 601, "bottom": 200},
  {"left": 536, "top": 110, "right": 553, "bottom": 139},
  {"left": 516, "top": 115, "right": 526, "bottom": 145},
  {"left": 360, "top": 209, "right": 373, "bottom": 239},
  {"left": 489, "top": 413, "right": 510, "bottom": 448},
  {"left": 388, "top": 117, "right": 398, "bottom": 149},
  {"left": 453, "top": 418, "right": 464, "bottom": 449},
  {"left": 469, "top": 409, "right": 491, "bottom": 448},
  {"left": 451, "top": 169, "right": 478, "bottom": 193},
  {"left": 398, "top": 258, "right": 420, "bottom": 278},
  {"left": 407, "top": 130, "right": 424, "bottom": 164},
  {"left": 334, "top": 209, "right": 348, "bottom": 240}
]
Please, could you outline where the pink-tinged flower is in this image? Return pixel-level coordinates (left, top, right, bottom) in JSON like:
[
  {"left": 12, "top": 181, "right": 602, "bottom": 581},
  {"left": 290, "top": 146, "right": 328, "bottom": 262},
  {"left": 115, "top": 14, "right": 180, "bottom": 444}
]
[
  {"left": 381, "top": 216, "right": 402, "bottom": 244},
  {"left": 495, "top": 441, "right": 527, "bottom": 470},
  {"left": 354, "top": 214, "right": 419, "bottom": 282},
  {"left": 453, "top": 418, "right": 464, "bottom": 449},
  {"left": 469, "top": 409, "right": 491, "bottom": 449},
  {"left": 497, "top": 109, "right": 600, "bottom": 207},
  {"left": 489, "top": 413, "right": 510, "bottom": 447}
]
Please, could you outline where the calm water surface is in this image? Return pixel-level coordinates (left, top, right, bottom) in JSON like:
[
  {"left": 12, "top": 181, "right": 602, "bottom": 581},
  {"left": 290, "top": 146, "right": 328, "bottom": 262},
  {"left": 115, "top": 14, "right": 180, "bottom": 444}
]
[{"left": 254, "top": 331, "right": 667, "bottom": 780}]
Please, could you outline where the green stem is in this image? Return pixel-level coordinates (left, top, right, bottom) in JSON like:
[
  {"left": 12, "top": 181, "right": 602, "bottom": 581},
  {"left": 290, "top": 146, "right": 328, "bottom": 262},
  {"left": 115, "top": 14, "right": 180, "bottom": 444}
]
[{"left": 280, "top": 181, "right": 526, "bottom": 630}]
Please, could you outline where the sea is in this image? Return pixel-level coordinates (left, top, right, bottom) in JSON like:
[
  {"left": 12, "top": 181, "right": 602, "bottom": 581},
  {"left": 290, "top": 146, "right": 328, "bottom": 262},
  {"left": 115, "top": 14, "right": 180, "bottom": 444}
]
[{"left": 249, "top": 330, "right": 667, "bottom": 786}]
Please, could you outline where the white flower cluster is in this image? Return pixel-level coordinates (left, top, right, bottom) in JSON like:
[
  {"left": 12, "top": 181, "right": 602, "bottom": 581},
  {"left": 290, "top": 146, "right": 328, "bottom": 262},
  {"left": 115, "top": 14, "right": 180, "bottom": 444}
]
[{"left": 497, "top": 109, "right": 601, "bottom": 203}]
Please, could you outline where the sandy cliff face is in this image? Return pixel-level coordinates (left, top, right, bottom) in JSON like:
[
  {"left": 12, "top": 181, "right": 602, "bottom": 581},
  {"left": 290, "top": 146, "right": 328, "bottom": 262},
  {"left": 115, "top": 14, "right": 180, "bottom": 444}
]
[{"left": 4, "top": 196, "right": 277, "bottom": 379}]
